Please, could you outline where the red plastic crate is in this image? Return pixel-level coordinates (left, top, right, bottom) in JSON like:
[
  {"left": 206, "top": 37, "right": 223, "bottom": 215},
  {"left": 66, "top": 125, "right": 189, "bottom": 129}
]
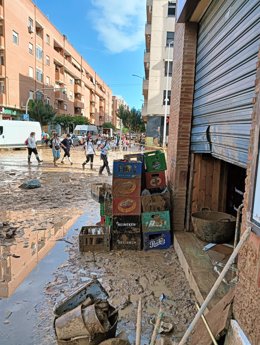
[
  {"left": 113, "top": 197, "right": 141, "bottom": 216},
  {"left": 145, "top": 171, "right": 166, "bottom": 189}
]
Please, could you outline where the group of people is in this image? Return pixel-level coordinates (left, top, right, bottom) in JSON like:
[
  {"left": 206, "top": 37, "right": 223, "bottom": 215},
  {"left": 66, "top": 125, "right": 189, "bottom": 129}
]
[{"left": 25, "top": 132, "right": 112, "bottom": 176}]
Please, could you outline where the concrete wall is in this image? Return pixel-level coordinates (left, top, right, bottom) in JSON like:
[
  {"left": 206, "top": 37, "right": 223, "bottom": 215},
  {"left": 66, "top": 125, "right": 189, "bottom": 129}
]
[{"left": 233, "top": 49, "right": 260, "bottom": 345}]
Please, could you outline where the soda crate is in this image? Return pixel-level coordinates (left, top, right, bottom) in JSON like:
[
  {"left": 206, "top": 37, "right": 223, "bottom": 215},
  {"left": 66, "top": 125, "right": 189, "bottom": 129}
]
[
  {"left": 113, "top": 160, "right": 142, "bottom": 179},
  {"left": 101, "top": 216, "right": 105, "bottom": 225},
  {"left": 112, "top": 232, "right": 142, "bottom": 250},
  {"left": 142, "top": 211, "right": 170, "bottom": 232},
  {"left": 91, "top": 183, "right": 112, "bottom": 203},
  {"left": 79, "top": 226, "right": 110, "bottom": 252},
  {"left": 144, "top": 151, "right": 167, "bottom": 173},
  {"left": 105, "top": 216, "right": 112, "bottom": 226},
  {"left": 124, "top": 153, "right": 144, "bottom": 164},
  {"left": 145, "top": 171, "right": 166, "bottom": 189},
  {"left": 113, "top": 196, "right": 141, "bottom": 216},
  {"left": 100, "top": 203, "right": 105, "bottom": 217},
  {"left": 143, "top": 231, "right": 171, "bottom": 251},
  {"left": 113, "top": 177, "right": 141, "bottom": 197},
  {"left": 112, "top": 215, "right": 141, "bottom": 233},
  {"left": 141, "top": 190, "right": 171, "bottom": 212}
]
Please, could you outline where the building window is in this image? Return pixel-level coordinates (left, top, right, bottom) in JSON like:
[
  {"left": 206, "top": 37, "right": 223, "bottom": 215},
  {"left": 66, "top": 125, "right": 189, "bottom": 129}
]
[
  {"left": 70, "top": 78, "right": 74, "bottom": 85},
  {"left": 35, "top": 90, "right": 42, "bottom": 100},
  {"left": 163, "top": 90, "right": 171, "bottom": 105},
  {"left": 64, "top": 104, "right": 67, "bottom": 111},
  {"left": 46, "top": 76, "right": 50, "bottom": 85},
  {"left": 0, "top": 81, "right": 5, "bottom": 94},
  {"left": 46, "top": 55, "right": 50, "bottom": 66},
  {"left": 168, "top": 2, "right": 176, "bottom": 16},
  {"left": 69, "top": 91, "right": 73, "bottom": 100},
  {"left": 29, "top": 90, "right": 34, "bottom": 99},
  {"left": 166, "top": 31, "right": 174, "bottom": 46},
  {"left": 28, "top": 66, "right": 34, "bottom": 78},
  {"left": 46, "top": 97, "right": 50, "bottom": 105},
  {"left": 0, "top": 54, "right": 4, "bottom": 65},
  {"left": 29, "top": 42, "right": 33, "bottom": 55},
  {"left": 46, "top": 34, "right": 50, "bottom": 45},
  {"left": 12, "top": 31, "right": 19, "bottom": 45},
  {"left": 36, "top": 68, "right": 43, "bottom": 82},
  {"left": 164, "top": 61, "right": 173, "bottom": 77},
  {"left": 36, "top": 45, "right": 43, "bottom": 60}
]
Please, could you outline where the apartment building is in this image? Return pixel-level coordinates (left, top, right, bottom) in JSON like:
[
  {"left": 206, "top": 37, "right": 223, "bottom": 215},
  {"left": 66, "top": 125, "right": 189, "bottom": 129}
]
[
  {"left": 112, "top": 95, "right": 129, "bottom": 129},
  {"left": 142, "top": 0, "right": 176, "bottom": 146},
  {"left": 0, "top": 0, "right": 112, "bottom": 125}
]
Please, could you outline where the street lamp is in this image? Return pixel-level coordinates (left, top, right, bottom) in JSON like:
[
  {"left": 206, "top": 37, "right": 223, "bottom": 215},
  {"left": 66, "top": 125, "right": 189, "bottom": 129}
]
[
  {"left": 163, "top": 40, "right": 174, "bottom": 148},
  {"left": 132, "top": 74, "right": 143, "bottom": 79}
]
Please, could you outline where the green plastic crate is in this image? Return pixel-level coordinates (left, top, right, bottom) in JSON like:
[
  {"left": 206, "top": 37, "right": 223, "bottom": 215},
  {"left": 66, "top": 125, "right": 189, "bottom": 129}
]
[
  {"left": 142, "top": 211, "right": 170, "bottom": 232},
  {"left": 105, "top": 216, "right": 112, "bottom": 226},
  {"left": 100, "top": 203, "right": 105, "bottom": 217},
  {"left": 144, "top": 150, "right": 167, "bottom": 172}
]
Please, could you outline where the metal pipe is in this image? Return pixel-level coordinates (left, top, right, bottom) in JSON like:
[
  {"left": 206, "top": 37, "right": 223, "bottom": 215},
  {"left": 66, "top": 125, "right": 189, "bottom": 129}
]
[
  {"left": 178, "top": 226, "right": 251, "bottom": 345},
  {"left": 234, "top": 203, "right": 244, "bottom": 249},
  {"left": 195, "top": 303, "right": 218, "bottom": 345}
]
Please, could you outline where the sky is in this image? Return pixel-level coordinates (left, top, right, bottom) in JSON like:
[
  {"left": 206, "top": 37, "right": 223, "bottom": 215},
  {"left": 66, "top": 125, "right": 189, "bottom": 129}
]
[{"left": 34, "top": 0, "right": 146, "bottom": 110}]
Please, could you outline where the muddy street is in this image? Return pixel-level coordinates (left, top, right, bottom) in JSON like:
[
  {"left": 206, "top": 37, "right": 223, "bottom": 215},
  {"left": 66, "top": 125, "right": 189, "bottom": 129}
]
[{"left": 0, "top": 147, "right": 196, "bottom": 345}]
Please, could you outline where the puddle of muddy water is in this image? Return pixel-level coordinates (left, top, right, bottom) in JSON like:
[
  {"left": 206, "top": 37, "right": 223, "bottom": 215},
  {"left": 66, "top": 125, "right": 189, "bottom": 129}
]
[{"left": 0, "top": 213, "right": 92, "bottom": 345}]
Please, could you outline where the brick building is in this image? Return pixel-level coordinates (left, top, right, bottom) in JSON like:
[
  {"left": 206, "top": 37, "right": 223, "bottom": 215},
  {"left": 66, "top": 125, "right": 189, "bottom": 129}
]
[
  {"left": 0, "top": 0, "right": 112, "bottom": 125},
  {"left": 167, "top": 0, "right": 260, "bottom": 343}
]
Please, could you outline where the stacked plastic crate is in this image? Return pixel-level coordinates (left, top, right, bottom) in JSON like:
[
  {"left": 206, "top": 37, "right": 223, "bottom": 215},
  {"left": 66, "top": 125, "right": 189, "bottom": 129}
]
[
  {"left": 142, "top": 151, "right": 171, "bottom": 250},
  {"left": 111, "top": 158, "right": 143, "bottom": 250}
]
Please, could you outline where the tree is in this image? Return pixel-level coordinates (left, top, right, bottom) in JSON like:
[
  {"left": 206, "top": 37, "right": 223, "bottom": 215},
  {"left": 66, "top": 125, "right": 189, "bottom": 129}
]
[
  {"left": 53, "top": 115, "right": 73, "bottom": 132},
  {"left": 117, "top": 106, "right": 145, "bottom": 133},
  {"left": 28, "top": 100, "right": 56, "bottom": 126},
  {"left": 103, "top": 122, "right": 116, "bottom": 130},
  {"left": 72, "top": 116, "right": 90, "bottom": 126}
]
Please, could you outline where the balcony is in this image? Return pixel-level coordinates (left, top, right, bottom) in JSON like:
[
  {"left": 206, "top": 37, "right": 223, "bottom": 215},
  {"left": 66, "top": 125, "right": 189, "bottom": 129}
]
[
  {"left": 146, "top": 1, "right": 152, "bottom": 24},
  {"left": 0, "top": 64, "right": 5, "bottom": 76},
  {"left": 142, "top": 78, "right": 149, "bottom": 98},
  {"left": 74, "top": 83, "right": 82, "bottom": 94},
  {"left": 0, "top": 36, "right": 4, "bottom": 49},
  {"left": 145, "top": 23, "right": 151, "bottom": 36},
  {"left": 55, "top": 90, "right": 67, "bottom": 101},
  {"left": 0, "top": 5, "right": 4, "bottom": 20},
  {"left": 74, "top": 100, "right": 84, "bottom": 109},
  {"left": 144, "top": 50, "right": 150, "bottom": 64},
  {"left": 55, "top": 70, "right": 64, "bottom": 83}
]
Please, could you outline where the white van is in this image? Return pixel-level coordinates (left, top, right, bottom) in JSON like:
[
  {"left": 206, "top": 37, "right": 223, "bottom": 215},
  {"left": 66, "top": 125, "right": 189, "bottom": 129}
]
[
  {"left": 73, "top": 125, "right": 98, "bottom": 142},
  {"left": 0, "top": 120, "right": 42, "bottom": 148}
]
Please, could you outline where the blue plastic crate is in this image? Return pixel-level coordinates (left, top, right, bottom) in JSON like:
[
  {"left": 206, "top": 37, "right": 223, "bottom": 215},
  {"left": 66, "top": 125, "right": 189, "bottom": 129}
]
[
  {"left": 143, "top": 231, "right": 171, "bottom": 250},
  {"left": 113, "top": 160, "right": 142, "bottom": 179}
]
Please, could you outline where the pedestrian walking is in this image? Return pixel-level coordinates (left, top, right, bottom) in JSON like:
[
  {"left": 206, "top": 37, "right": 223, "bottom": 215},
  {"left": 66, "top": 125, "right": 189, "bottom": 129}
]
[
  {"left": 60, "top": 134, "right": 73, "bottom": 165},
  {"left": 99, "top": 139, "right": 112, "bottom": 176},
  {"left": 50, "top": 132, "right": 61, "bottom": 166},
  {"left": 26, "top": 132, "right": 43, "bottom": 164},
  {"left": 82, "top": 137, "right": 95, "bottom": 170}
]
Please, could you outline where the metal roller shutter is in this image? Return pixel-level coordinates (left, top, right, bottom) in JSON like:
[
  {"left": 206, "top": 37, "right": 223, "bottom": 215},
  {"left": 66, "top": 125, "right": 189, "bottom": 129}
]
[{"left": 191, "top": 0, "right": 260, "bottom": 167}]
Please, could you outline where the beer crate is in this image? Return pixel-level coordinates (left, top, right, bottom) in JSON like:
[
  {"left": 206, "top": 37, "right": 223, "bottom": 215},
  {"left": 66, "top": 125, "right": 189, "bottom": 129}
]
[
  {"left": 144, "top": 151, "right": 167, "bottom": 172},
  {"left": 145, "top": 171, "right": 166, "bottom": 189},
  {"left": 112, "top": 232, "right": 142, "bottom": 250},
  {"left": 112, "top": 215, "right": 141, "bottom": 233},
  {"left": 104, "top": 199, "right": 112, "bottom": 216},
  {"left": 141, "top": 190, "right": 171, "bottom": 212},
  {"left": 105, "top": 216, "right": 112, "bottom": 226},
  {"left": 113, "top": 160, "right": 142, "bottom": 179},
  {"left": 91, "top": 183, "right": 112, "bottom": 203},
  {"left": 143, "top": 231, "right": 171, "bottom": 251},
  {"left": 113, "top": 177, "right": 141, "bottom": 197},
  {"left": 142, "top": 211, "right": 170, "bottom": 232},
  {"left": 100, "top": 203, "right": 105, "bottom": 217},
  {"left": 79, "top": 226, "right": 110, "bottom": 252},
  {"left": 113, "top": 196, "right": 141, "bottom": 216},
  {"left": 124, "top": 153, "right": 144, "bottom": 164}
]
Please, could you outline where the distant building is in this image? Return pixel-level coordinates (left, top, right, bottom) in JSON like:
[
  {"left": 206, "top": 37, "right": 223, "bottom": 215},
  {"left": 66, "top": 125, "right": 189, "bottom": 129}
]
[
  {"left": 142, "top": 0, "right": 176, "bottom": 146},
  {"left": 0, "top": 0, "right": 113, "bottom": 125},
  {"left": 112, "top": 95, "right": 129, "bottom": 129}
]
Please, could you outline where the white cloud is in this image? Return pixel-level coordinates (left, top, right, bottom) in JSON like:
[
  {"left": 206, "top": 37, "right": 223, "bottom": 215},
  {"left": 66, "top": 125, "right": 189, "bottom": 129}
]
[{"left": 89, "top": 0, "right": 145, "bottom": 54}]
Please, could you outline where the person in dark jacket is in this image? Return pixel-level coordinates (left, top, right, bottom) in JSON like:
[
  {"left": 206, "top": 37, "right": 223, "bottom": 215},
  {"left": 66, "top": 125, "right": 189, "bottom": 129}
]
[{"left": 60, "top": 134, "right": 73, "bottom": 165}]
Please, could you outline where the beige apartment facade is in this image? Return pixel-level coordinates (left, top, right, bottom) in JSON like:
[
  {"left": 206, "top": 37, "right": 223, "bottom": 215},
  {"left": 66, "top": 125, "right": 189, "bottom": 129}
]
[
  {"left": 0, "top": 0, "right": 112, "bottom": 125},
  {"left": 112, "top": 95, "right": 129, "bottom": 129},
  {"left": 143, "top": 0, "right": 176, "bottom": 145}
]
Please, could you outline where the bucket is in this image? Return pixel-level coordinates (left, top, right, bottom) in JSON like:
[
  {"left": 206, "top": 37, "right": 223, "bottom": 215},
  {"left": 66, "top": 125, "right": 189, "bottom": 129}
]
[{"left": 191, "top": 209, "right": 236, "bottom": 243}]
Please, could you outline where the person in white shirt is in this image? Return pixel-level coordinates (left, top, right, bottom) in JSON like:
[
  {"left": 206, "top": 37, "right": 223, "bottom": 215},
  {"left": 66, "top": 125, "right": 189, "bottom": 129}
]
[
  {"left": 26, "top": 132, "right": 43, "bottom": 164},
  {"left": 82, "top": 137, "right": 95, "bottom": 170}
]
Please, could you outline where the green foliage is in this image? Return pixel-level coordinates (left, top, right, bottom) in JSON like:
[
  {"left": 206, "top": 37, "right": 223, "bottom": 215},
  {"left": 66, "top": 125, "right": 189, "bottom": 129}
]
[
  {"left": 54, "top": 115, "right": 90, "bottom": 131},
  {"left": 117, "top": 106, "right": 145, "bottom": 133},
  {"left": 72, "top": 116, "right": 90, "bottom": 125},
  {"left": 103, "top": 122, "right": 116, "bottom": 130},
  {"left": 28, "top": 100, "right": 56, "bottom": 125}
]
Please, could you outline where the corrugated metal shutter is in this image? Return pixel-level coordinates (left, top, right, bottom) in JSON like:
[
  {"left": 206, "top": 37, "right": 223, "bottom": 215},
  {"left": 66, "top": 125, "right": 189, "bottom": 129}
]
[{"left": 191, "top": 0, "right": 260, "bottom": 167}]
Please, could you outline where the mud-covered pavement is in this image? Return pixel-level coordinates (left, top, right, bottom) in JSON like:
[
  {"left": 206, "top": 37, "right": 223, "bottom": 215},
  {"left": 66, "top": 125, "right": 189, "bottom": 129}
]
[{"left": 0, "top": 147, "right": 196, "bottom": 345}]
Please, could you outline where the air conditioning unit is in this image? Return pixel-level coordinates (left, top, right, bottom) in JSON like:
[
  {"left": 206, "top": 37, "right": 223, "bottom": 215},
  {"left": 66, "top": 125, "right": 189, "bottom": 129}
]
[{"left": 28, "top": 25, "right": 34, "bottom": 34}]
